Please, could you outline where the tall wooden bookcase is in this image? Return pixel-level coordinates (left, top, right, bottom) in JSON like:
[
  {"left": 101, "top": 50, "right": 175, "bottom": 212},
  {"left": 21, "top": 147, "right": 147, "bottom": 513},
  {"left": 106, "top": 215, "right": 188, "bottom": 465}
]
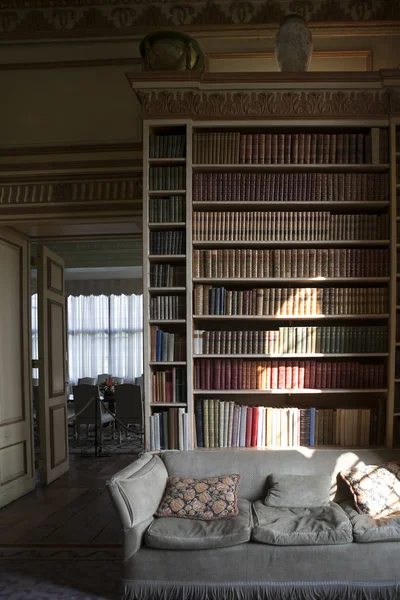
[{"left": 134, "top": 70, "right": 400, "bottom": 452}]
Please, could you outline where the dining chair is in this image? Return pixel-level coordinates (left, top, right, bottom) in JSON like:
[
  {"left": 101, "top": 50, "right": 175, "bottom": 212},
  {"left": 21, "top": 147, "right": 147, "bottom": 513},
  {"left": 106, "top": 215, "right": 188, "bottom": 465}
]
[
  {"left": 72, "top": 384, "right": 115, "bottom": 444},
  {"left": 114, "top": 384, "right": 143, "bottom": 445},
  {"left": 78, "top": 377, "right": 96, "bottom": 385},
  {"left": 135, "top": 375, "right": 144, "bottom": 399}
]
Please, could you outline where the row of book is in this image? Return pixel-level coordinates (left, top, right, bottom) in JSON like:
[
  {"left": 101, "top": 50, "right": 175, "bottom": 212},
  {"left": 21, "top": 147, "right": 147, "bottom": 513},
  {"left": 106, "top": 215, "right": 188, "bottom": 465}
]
[
  {"left": 150, "top": 264, "right": 185, "bottom": 288},
  {"left": 151, "top": 367, "right": 187, "bottom": 403},
  {"left": 149, "top": 408, "right": 188, "bottom": 451},
  {"left": 192, "top": 130, "right": 387, "bottom": 166},
  {"left": 149, "top": 133, "right": 186, "bottom": 159},
  {"left": 149, "top": 166, "right": 185, "bottom": 191},
  {"left": 193, "top": 285, "right": 388, "bottom": 317},
  {"left": 192, "top": 211, "right": 388, "bottom": 242},
  {"left": 150, "top": 296, "right": 185, "bottom": 320},
  {"left": 150, "top": 231, "right": 185, "bottom": 255},
  {"left": 193, "top": 248, "right": 388, "bottom": 279},
  {"left": 194, "top": 359, "right": 386, "bottom": 390},
  {"left": 193, "top": 326, "right": 388, "bottom": 356},
  {"left": 192, "top": 172, "right": 389, "bottom": 203},
  {"left": 194, "top": 399, "right": 379, "bottom": 448},
  {"left": 149, "top": 196, "right": 185, "bottom": 223},
  {"left": 150, "top": 327, "right": 186, "bottom": 362}
]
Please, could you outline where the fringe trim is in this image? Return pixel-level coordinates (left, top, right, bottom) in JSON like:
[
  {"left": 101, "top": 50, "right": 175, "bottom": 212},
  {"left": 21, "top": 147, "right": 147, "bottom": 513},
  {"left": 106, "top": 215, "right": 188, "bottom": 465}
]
[{"left": 123, "top": 580, "right": 400, "bottom": 600}]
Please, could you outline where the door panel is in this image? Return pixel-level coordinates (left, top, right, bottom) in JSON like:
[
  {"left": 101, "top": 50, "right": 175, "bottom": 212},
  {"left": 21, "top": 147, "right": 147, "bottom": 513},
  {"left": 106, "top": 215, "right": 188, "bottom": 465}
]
[
  {"left": 0, "top": 229, "right": 35, "bottom": 507},
  {"left": 37, "top": 245, "right": 69, "bottom": 484}
]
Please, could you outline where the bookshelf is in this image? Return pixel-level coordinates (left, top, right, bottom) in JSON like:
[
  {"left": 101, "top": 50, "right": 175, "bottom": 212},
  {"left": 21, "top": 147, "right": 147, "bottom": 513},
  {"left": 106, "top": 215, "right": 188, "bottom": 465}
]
[{"left": 136, "top": 72, "right": 400, "bottom": 452}]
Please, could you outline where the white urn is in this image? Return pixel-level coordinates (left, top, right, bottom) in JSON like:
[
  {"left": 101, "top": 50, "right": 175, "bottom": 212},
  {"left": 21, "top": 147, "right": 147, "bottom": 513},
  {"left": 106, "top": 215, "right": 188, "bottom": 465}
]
[{"left": 275, "top": 14, "right": 313, "bottom": 72}]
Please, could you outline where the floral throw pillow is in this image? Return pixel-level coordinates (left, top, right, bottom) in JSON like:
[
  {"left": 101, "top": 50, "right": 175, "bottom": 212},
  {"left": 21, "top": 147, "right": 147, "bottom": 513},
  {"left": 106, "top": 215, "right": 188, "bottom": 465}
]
[
  {"left": 155, "top": 474, "right": 241, "bottom": 520},
  {"left": 340, "top": 462, "right": 400, "bottom": 519}
]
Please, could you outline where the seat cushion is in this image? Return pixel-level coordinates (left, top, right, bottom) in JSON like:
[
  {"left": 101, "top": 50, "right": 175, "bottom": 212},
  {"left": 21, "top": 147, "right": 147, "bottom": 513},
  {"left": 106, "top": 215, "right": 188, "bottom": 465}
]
[
  {"left": 145, "top": 498, "right": 252, "bottom": 550},
  {"left": 252, "top": 500, "right": 353, "bottom": 546},
  {"left": 341, "top": 499, "right": 400, "bottom": 543}
]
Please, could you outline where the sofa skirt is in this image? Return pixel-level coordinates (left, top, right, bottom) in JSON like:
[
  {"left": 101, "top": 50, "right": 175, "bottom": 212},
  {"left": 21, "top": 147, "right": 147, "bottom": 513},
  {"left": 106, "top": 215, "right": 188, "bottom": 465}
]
[{"left": 124, "top": 580, "right": 400, "bottom": 600}]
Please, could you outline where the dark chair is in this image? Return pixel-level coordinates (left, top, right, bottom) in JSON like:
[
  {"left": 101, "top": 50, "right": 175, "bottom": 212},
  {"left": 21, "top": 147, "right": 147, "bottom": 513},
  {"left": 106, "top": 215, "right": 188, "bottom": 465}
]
[
  {"left": 114, "top": 384, "right": 143, "bottom": 445},
  {"left": 72, "top": 384, "right": 115, "bottom": 444},
  {"left": 78, "top": 377, "right": 96, "bottom": 385}
]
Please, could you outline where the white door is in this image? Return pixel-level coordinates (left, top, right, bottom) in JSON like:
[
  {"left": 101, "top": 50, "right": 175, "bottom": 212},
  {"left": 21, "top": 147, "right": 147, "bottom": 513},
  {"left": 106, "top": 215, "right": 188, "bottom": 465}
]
[
  {"left": 0, "top": 228, "right": 35, "bottom": 507},
  {"left": 37, "top": 245, "right": 69, "bottom": 484}
]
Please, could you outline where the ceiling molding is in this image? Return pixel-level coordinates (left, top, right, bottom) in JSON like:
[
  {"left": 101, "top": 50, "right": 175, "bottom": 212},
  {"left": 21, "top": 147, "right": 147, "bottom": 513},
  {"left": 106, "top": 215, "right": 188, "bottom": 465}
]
[
  {"left": 0, "top": 141, "right": 142, "bottom": 157},
  {"left": 0, "top": 0, "right": 399, "bottom": 43},
  {"left": 0, "top": 57, "right": 142, "bottom": 70}
]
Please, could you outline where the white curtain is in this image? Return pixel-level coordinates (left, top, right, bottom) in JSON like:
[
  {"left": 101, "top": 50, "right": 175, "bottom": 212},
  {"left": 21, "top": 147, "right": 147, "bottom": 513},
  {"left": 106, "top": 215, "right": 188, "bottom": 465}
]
[{"left": 67, "top": 294, "right": 143, "bottom": 386}]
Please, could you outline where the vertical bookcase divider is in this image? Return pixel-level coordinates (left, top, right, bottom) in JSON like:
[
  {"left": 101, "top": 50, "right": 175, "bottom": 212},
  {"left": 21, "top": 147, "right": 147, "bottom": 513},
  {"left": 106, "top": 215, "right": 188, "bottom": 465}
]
[{"left": 391, "top": 118, "right": 400, "bottom": 447}]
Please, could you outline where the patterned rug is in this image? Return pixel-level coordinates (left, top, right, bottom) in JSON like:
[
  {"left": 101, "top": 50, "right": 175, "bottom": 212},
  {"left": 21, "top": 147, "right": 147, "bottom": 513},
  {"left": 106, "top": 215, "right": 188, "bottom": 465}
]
[
  {"left": 68, "top": 426, "right": 143, "bottom": 456},
  {"left": 0, "top": 546, "right": 122, "bottom": 599}
]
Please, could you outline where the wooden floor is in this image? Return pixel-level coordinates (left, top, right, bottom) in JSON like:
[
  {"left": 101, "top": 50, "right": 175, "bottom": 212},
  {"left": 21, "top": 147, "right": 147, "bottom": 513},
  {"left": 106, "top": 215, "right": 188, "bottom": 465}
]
[{"left": 0, "top": 454, "right": 135, "bottom": 546}]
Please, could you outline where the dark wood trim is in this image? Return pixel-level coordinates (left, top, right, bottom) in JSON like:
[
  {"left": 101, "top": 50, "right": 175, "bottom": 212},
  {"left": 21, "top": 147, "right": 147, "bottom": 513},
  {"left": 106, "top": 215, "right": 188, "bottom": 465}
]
[{"left": 0, "top": 57, "right": 142, "bottom": 71}]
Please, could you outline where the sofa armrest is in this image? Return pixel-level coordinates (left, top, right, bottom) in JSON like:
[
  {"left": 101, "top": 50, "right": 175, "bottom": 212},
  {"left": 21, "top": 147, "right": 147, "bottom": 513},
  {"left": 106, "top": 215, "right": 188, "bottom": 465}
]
[{"left": 107, "top": 454, "right": 168, "bottom": 559}]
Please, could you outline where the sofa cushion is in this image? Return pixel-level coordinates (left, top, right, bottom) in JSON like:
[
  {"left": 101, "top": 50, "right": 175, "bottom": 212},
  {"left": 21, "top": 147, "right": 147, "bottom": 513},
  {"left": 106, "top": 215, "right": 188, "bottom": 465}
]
[
  {"left": 145, "top": 498, "right": 252, "bottom": 550},
  {"left": 155, "top": 474, "right": 241, "bottom": 520},
  {"left": 340, "top": 499, "right": 400, "bottom": 543},
  {"left": 340, "top": 461, "right": 400, "bottom": 518},
  {"left": 252, "top": 500, "right": 353, "bottom": 546},
  {"left": 264, "top": 473, "right": 331, "bottom": 508}
]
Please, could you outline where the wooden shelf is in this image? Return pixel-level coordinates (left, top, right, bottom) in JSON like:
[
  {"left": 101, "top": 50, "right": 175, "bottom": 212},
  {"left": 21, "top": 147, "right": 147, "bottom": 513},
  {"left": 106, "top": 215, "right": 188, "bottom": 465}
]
[
  {"left": 148, "top": 222, "right": 186, "bottom": 229},
  {"left": 148, "top": 190, "right": 186, "bottom": 196},
  {"left": 149, "top": 287, "right": 186, "bottom": 292},
  {"left": 149, "top": 158, "right": 186, "bottom": 164},
  {"left": 150, "top": 402, "right": 187, "bottom": 407},
  {"left": 193, "top": 164, "right": 389, "bottom": 172},
  {"left": 193, "top": 388, "right": 388, "bottom": 394},
  {"left": 194, "top": 314, "right": 389, "bottom": 321},
  {"left": 193, "top": 353, "right": 389, "bottom": 359},
  {"left": 149, "top": 361, "right": 187, "bottom": 366},
  {"left": 149, "top": 319, "right": 186, "bottom": 324},
  {"left": 193, "top": 240, "right": 390, "bottom": 248},
  {"left": 148, "top": 255, "right": 186, "bottom": 262},
  {"left": 193, "top": 201, "right": 389, "bottom": 210},
  {"left": 193, "top": 277, "right": 389, "bottom": 285}
]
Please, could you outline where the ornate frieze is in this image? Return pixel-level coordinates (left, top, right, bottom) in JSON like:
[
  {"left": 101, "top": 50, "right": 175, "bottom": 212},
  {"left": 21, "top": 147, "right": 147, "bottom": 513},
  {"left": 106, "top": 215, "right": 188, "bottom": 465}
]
[
  {"left": 0, "top": 177, "right": 142, "bottom": 205},
  {"left": 138, "top": 88, "right": 398, "bottom": 120},
  {"left": 0, "top": 0, "right": 398, "bottom": 41}
]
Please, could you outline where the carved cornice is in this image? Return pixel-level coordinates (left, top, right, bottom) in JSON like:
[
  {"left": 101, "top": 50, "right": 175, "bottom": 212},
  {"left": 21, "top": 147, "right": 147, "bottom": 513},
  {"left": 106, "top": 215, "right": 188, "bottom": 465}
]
[
  {"left": 0, "top": 177, "right": 142, "bottom": 206},
  {"left": 137, "top": 89, "right": 398, "bottom": 120},
  {"left": 0, "top": 0, "right": 399, "bottom": 42}
]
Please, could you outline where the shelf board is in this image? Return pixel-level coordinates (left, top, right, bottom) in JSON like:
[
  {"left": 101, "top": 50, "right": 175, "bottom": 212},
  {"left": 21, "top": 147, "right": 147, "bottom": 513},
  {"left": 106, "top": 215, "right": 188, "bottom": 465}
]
[
  {"left": 149, "top": 319, "right": 186, "bottom": 324},
  {"left": 194, "top": 314, "right": 389, "bottom": 321},
  {"left": 149, "top": 158, "right": 186, "bottom": 164},
  {"left": 193, "top": 164, "right": 389, "bottom": 173},
  {"left": 193, "top": 240, "right": 390, "bottom": 248},
  {"left": 395, "top": 379, "right": 400, "bottom": 383},
  {"left": 193, "top": 201, "right": 389, "bottom": 210},
  {"left": 149, "top": 287, "right": 186, "bottom": 292},
  {"left": 394, "top": 413, "right": 400, "bottom": 417},
  {"left": 193, "top": 388, "right": 388, "bottom": 394},
  {"left": 150, "top": 402, "right": 187, "bottom": 407},
  {"left": 396, "top": 342, "right": 400, "bottom": 346},
  {"left": 149, "top": 361, "right": 187, "bottom": 366},
  {"left": 148, "top": 222, "right": 186, "bottom": 229},
  {"left": 148, "top": 255, "right": 186, "bottom": 262},
  {"left": 193, "top": 277, "right": 389, "bottom": 285},
  {"left": 148, "top": 190, "right": 186, "bottom": 196},
  {"left": 193, "top": 353, "right": 389, "bottom": 359}
]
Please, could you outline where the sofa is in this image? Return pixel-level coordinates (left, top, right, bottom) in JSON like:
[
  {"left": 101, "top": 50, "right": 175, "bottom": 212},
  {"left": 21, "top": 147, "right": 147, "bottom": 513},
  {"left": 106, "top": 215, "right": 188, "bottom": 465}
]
[{"left": 107, "top": 448, "right": 400, "bottom": 600}]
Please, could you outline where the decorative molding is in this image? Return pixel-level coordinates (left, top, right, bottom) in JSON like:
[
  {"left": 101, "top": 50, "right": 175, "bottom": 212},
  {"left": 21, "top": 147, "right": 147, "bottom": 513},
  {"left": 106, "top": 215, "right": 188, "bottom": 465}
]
[
  {"left": 0, "top": 177, "right": 142, "bottom": 205},
  {"left": 0, "top": 141, "right": 142, "bottom": 157},
  {"left": 138, "top": 89, "right": 394, "bottom": 120},
  {"left": 0, "top": 0, "right": 399, "bottom": 42}
]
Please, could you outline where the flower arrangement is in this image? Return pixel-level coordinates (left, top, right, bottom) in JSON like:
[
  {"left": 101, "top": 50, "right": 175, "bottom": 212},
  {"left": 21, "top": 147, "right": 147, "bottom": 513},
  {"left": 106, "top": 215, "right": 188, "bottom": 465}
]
[{"left": 99, "top": 376, "right": 118, "bottom": 396}]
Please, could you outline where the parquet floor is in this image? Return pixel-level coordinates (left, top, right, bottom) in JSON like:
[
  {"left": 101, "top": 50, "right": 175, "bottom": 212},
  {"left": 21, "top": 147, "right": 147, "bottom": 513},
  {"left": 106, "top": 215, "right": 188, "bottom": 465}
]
[{"left": 0, "top": 454, "right": 135, "bottom": 547}]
